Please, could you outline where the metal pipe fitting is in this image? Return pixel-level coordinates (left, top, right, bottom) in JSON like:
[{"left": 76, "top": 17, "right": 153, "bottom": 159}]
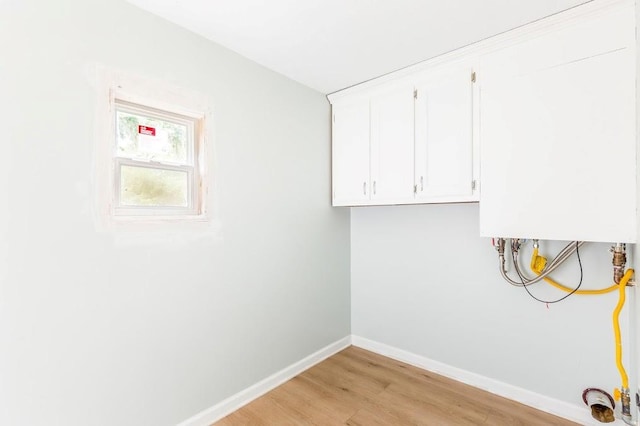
[
  {"left": 497, "top": 239, "right": 585, "bottom": 287},
  {"left": 612, "top": 243, "right": 627, "bottom": 284},
  {"left": 620, "top": 387, "right": 634, "bottom": 425}
]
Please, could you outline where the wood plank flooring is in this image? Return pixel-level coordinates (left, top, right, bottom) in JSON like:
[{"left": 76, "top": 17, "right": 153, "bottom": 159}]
[{"left": 215, "top": 346, "right": 579, "bottom": 425}]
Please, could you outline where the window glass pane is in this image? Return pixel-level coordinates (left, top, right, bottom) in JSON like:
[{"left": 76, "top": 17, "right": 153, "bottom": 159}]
[
  {"left": 120, "top": 165, "right": 189, "bottom": 207},
  {"left": 116, "top": 109, "right": 189, "bottom": 164}
]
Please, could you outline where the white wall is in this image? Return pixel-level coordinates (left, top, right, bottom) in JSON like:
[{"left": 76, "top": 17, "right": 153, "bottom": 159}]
[
  {"left": 352, "top": 203, "right": 631, "bottom": 409},
  {"left": 0, "top": 1, "right": 350, "bottom": 425}
]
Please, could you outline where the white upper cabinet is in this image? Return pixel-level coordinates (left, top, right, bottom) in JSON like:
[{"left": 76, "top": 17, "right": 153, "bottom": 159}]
[
  {"left": 332, "top": 98, "right": 371, "bottom": 205},
  {"left": 370, "top": 84, "right": 415, "bottom": 203},
  {"left": 413, "top": 62, "right": 477, "bottom": 202},
  {"left": 330, "top": 70, "right": 475, "bottom": 207},
  {"left": 478, "top": 1, "right": 636, "bottom": 242},
  {"left": 329, "top": 0, "right": 636, "bottom": 242},
  {"left": 331, "top": 83, "right": 416, "bottom": 207}
]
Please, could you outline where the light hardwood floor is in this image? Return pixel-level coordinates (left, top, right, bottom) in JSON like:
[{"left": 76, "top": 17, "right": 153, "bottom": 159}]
[{"left": 215, "top": 346, "right": 579, "bottom": 425}]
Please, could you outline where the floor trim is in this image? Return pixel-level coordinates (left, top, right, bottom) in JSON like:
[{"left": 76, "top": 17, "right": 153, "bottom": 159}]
[
  {"left": 351, "top": 335, "right": 602, "bottom": 426},
  {"left": 176, "top": 336, "right": 352, "bottom": 426}
]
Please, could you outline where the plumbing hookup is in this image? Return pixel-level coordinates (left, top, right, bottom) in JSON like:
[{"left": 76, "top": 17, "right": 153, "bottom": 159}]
[{"left": 493, "top": 239, "right": 635, "bottom": 424}]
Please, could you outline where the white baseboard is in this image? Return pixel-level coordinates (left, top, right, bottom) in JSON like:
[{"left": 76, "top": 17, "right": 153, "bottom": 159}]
[
  {"left": 351, "top": 335, "right": 610, "bottom": 426},
  {"left": 176, "top": 336, "right": 352, "bottom": 426}
]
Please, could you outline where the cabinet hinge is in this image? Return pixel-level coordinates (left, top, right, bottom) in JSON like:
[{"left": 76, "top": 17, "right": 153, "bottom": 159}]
[
  {"left": 471, "top": 72, "right": 476, "bottom": 83},
  {"left": 413, "top": 184, "right": 418, "bottom": 194},
  {"left": 413, "top": 89, "right": 418, "bottom": 100},
  {"left": 471, "top": 180, "right": 477, "bottom": 190}
]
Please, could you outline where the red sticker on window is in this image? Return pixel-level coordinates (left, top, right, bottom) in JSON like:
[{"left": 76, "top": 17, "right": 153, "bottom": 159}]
[{"left": 138, "top": 125, "right": 156, "bottom": 136}]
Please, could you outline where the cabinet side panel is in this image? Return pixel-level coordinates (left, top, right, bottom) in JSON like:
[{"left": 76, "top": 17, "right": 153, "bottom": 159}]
[{"left": 480, "top": 47, "right": 636, "bottom": 242}]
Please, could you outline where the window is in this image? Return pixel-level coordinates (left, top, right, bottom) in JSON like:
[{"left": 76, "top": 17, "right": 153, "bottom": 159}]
[{"left": 113, "top": 100, "right": 203, "bottom": 217}]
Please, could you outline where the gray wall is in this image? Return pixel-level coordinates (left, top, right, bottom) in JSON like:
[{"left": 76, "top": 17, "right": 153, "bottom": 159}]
[
  {"left": 351, "top": 203, "right": 631, "bottom": 409},
  {"left": 0, "top": 1, "right": 350, "bottom": 425}
]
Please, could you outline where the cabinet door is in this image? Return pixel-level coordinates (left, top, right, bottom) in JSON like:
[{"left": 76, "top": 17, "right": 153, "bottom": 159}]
[
  {"left": 332, "top": 100, "right": 371, "bottom": 206},
  {"left": 414, "top": 66, "right": 474, "bottom": 201},
  {"left": 370, "top": 86, "right": 415, "bottom": 203}
]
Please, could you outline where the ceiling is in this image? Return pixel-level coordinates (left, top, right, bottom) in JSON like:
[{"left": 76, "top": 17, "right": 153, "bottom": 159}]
[{"left": 125, "top": 0, "right": 589, "bottom": 94}]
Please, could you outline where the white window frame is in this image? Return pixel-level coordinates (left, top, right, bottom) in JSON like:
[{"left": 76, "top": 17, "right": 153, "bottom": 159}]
[
  {"left": 93, "top": 67, "right": 214, "bottom": 233},
  {"left": 112, "top": 99, "right": 203, "bottom": 217}
]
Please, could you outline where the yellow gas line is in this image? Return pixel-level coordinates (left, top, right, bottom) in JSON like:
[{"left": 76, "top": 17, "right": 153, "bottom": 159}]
[
  {"left": 530, "top": 247, "right": 618, "bottom": 295},
  {"left": 613, "top": 268, "right": 634, "bottom": 390},
  {"left": 527, "top": 245, "right": 634, "bottom": 419}
]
